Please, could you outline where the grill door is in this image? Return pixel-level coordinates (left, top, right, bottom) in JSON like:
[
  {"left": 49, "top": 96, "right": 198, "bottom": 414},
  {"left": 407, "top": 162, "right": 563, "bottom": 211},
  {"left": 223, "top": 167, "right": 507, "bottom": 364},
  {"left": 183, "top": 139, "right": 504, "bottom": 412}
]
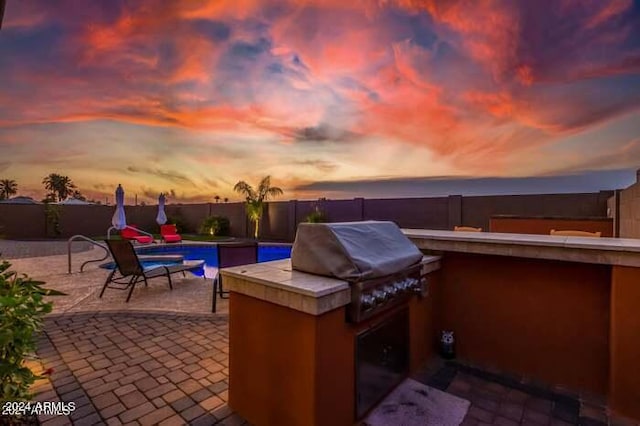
[{"left": 355, "top": 308, "right": 409, "bottom": 419}]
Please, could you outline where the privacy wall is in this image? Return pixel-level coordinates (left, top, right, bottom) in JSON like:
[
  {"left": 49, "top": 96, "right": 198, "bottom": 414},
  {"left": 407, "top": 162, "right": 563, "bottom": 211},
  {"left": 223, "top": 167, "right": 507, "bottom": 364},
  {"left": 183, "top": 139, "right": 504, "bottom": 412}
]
[
  {"left": 0, "top": 191, "right": 614, "bottom": 241},
  {"left": 618, "top": 173, "right": 640, "bottom": 238}
]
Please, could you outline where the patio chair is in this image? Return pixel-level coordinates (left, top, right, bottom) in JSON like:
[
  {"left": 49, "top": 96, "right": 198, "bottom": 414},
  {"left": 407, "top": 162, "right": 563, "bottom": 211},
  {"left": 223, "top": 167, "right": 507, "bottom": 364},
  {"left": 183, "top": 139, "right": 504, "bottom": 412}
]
[
  {"left": 454, "top": 226, "right": 483, "bottom": 232},
  {"left": 212, "top": 242, "right": 258, "bottom": 313},
  {"left": 550, "top": 229, "right": 601, "bottom": 238},
  {"left": 101, "top": 239, "right": 205, "bottom": 302},
  {"left": 160, "top": 224, "right": 182, "bottom": 243},
  {"left": 121, "top": 225, "right": 154, "bottom": 244}
]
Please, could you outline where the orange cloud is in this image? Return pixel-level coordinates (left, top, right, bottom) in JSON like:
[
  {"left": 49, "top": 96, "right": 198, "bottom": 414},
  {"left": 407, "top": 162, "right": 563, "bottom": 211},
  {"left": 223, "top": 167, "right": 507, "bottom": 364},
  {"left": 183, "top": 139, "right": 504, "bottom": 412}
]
[
  {"left": 392, "top": 0, "right": 521, "bottom": 82},
  {"left": 464, "top": 91, "right": 518, "bottom": 120}
]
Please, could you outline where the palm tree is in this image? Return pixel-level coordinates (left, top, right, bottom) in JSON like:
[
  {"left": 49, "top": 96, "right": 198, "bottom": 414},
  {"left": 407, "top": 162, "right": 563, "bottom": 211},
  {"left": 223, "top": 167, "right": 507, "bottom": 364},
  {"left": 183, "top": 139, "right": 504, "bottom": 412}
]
[
  {"left": 42, "top": 174, "right": 61, "bottom": 201},
  {"left": 234, "top": 176, "right": 283, "bottom": 239},
  {"left": 42, "top": 173, "right": 77, "bottom": 202},
  {"left": 214, "top": 195, "right": 221, "bottom": 203},
  {"left": 0, "top": 179, "right": 17, "bottom": 200},
  {"left": 57, "top": 176, "right": 77, "bottom": 200}
]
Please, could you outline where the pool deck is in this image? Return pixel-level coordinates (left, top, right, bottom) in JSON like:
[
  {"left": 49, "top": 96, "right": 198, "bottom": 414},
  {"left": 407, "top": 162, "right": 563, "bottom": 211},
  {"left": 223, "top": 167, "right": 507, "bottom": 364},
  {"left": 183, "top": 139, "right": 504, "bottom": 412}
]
[
  {"left": 0, "top": 239, "right": 95, "bottom": 259},
  {"left": 7, "top": 244, "right": 226, "bottom": 315}
]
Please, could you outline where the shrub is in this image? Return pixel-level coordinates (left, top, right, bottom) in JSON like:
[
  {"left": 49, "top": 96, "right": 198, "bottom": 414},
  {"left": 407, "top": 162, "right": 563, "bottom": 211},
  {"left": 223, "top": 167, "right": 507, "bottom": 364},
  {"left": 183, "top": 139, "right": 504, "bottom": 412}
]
[
  {"left": 44, "top": 203, "right": 62, "bottom": 237},
  {"left": 0, "top": 258, "right": 64, "bottom": 404},
  {"left": 305, "top": 205, "right": 327, "bottom": 223},
  {"left": 199, "top": 216, "right": 231, "bottom": 236}
]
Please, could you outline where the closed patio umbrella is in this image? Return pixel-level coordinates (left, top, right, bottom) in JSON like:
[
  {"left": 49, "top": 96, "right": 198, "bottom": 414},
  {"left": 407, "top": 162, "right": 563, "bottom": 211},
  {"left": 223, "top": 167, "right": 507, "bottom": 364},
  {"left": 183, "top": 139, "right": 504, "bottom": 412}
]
[
  {"left": 156, "top": 193, "right": 167, "bottom": 225},
  {"left": 111, "top": 184, "right": 127, "bottom": 230}
]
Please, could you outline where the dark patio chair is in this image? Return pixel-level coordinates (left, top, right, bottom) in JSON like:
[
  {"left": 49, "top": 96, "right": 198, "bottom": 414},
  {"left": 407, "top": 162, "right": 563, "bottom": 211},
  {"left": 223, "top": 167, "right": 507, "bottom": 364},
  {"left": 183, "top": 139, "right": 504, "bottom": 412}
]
[
  {"left": 101, "top": 239, "right": 204, "bottom": 302},
  {"left": 212, "top": 242, "right": 258, "bottom": 313}
]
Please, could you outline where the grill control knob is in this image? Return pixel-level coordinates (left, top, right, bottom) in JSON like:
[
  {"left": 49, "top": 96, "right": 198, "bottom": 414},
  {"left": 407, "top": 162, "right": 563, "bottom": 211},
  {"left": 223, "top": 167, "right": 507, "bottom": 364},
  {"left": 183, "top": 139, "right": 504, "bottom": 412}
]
[
  {"left": 409, "top": 278, "right": 422, "bottom": 293},
  {"left": 361, "top": 294, "right": 376, "bottom": 311},
  {"left": 372, "top": 289, "right": 388, "bottom": 304},
  {"left": 400, "top": 279, "right": 411, "bottom": 290},
  {"left": 384, "top": 285, "right": 397, "bottom": 297}
]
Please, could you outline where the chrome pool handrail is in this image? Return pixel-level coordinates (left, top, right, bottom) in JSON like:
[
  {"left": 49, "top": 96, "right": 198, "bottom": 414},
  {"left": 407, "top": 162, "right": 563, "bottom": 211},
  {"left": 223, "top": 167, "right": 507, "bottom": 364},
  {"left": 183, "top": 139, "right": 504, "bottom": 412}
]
[{"left": 67, "top": 235, "right": 110, "bottom": 274}]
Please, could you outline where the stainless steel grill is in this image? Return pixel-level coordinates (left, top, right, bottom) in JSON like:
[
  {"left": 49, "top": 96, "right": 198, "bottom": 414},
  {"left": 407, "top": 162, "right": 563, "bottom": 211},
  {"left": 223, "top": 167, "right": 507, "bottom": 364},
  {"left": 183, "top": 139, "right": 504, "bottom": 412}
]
[{"left": 291, "top": 221, "right": 429, "bottom": 322}]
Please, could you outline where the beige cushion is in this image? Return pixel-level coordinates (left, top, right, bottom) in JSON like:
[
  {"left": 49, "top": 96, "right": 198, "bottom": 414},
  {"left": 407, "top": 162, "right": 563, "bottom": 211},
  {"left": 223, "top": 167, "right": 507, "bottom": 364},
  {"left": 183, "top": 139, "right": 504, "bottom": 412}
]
[
  {"left": 454, "top": 226, "right": 483, "bottom": 232},
  {"left": 550, "top": 229, "right": 601, "bottom": 238}
]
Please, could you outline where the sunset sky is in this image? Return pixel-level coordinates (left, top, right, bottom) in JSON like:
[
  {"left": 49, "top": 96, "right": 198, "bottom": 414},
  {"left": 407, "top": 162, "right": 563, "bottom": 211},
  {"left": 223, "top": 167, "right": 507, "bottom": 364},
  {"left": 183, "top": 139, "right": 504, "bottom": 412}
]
[{"left": 1, "top": 0, "right": 639, "bottom": 203}]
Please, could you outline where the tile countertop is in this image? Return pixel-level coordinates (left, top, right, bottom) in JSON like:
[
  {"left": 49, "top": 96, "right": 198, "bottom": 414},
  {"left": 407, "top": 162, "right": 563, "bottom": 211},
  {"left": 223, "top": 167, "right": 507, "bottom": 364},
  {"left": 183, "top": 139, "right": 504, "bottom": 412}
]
[
  {"left": 220, "top": 255, "right": 442, "bottom": 316},
  {"left": 402, "top": 229, "right": 640, "bottom": 267}
]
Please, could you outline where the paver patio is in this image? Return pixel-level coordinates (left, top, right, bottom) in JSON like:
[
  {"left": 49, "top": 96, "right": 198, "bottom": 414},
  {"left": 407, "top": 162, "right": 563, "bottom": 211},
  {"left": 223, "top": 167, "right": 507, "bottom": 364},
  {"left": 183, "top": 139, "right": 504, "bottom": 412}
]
[
  {"left": 2, "top": 242, "right": 633, "bottom": 425},
  {"left": 31, "top": 310, "right": 621, "bottom": 426},
  {"left": 32, "top": 312, "right": 241, "bottom": 426}
]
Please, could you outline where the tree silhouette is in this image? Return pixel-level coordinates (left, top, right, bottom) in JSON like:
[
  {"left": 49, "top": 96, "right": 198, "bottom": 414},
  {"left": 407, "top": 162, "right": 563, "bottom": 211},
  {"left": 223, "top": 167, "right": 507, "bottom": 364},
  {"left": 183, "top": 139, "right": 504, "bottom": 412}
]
[
  {"left": 0, "top": 179, "right": 17, "bottom": 200},
  {"left": 42, "top": 173, "right": 77, "bottom": 202},
  {"left": 214, "top": 195, "right": 221, "bottom": 203},
  {"left": 234, "top": 176, "right": 283, "bottom": 239}
]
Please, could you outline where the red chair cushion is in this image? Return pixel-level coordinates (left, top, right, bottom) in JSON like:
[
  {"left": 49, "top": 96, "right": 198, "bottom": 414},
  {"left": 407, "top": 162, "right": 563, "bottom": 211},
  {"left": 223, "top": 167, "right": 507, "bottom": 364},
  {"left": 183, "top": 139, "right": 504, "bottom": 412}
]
[
  {"left": 160, "top": 224, "right": 178, "bottom": 236},
  {"left": 121, "top": 225, "right": 153, "bottom": 243},
  {"left": 121, "top": 226, "right": 140, "bottom": 239},
  {"left": 163, "top": 234, "right": 182, "bottom": 243},
  {"left": 134, "top": 235, "right": 154, "bottom": 244}
]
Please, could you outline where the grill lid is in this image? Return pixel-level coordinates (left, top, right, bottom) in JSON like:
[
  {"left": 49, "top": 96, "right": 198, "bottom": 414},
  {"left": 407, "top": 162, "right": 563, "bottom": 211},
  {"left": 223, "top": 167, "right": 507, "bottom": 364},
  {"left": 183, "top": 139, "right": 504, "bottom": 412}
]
[{"left": 291, "top": 221, "right": 423, "bottom": 280}]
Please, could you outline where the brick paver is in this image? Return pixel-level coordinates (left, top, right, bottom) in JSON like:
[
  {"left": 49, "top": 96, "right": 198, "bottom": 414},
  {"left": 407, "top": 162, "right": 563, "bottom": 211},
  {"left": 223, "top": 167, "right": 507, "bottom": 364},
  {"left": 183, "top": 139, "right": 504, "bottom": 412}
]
[
  {"left": 32, "top": 310, "right": 636, "bottom": 426},
  {"left": 34, "top": 311, "right": 244, "bottom": 425},
  {"left": 0, "top": 240, "right": 93, "bottom": 259},
  {"left": 414, "top": 362, "right": 633, "bottom": 426}
]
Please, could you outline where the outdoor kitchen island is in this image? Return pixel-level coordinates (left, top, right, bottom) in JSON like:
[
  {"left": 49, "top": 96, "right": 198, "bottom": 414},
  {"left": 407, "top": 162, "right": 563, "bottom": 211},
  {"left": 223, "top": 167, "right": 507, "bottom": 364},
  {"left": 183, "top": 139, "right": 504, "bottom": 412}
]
[
  {"left": 221, "top": 222, "right": 443, "bottom": 426},
  {"left": 402, "top": 229, "right": 640, "bottom": 422}
]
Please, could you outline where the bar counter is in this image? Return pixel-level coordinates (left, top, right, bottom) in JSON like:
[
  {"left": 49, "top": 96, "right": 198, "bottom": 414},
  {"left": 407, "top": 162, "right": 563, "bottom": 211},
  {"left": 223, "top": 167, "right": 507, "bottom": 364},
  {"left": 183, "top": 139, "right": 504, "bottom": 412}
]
[
  {"left": 221, "top": 256, "right": 441, "bottom": 315},
  {"left": 403, "top": 229, "right": 640, "bottom": 421},
  {"left": 403, "top": 229, "right": 640, "bottom": 266}
]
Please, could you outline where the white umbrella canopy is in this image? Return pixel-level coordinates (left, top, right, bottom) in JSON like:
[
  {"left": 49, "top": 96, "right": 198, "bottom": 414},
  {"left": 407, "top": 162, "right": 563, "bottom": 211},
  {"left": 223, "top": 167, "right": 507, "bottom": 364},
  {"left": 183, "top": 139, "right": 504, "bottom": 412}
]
[
  {"left": 111, "top": 184, "right": 127, "bottom": 230},
  {"left": 156, "top": 193, "right": 167, "bottom": 225}
]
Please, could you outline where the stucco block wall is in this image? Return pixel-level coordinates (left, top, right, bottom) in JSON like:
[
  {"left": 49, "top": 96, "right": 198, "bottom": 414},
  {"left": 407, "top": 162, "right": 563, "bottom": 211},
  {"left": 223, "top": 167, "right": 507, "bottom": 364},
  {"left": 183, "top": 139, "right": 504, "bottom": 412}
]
[
  {"left": 618, "top": 181, "right": 640, "bottom": 238},
  {"left": 0, "top": 192, "right": 615, "bottom": 240},
  {"left": 607, "top": 195, "right": 615, "bottom": 219},
  {"left": 461, "top": 192, "right": 612, "bottom": 231}
]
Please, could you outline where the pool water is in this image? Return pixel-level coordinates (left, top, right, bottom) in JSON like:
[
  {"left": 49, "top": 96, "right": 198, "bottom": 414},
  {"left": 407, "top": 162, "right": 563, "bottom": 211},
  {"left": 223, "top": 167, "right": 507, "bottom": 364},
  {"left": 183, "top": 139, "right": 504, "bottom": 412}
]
[{"left": 101, "top": 244, "right": 292, "bottom": 278}]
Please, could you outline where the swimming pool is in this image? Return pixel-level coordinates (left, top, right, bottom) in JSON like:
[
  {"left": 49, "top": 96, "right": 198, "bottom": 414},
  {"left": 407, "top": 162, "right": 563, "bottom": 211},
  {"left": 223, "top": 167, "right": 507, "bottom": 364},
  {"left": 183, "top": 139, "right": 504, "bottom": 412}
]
[{"left": 100, "top": 243, "right": 292, "bottom": 278}]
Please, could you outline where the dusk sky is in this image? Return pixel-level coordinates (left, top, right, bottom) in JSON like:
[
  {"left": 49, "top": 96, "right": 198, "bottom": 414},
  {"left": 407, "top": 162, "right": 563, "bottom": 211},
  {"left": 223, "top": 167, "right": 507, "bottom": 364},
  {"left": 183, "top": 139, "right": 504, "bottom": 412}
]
[{"left": 1, "top": 0, "right": 639, "bottom": 203}]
